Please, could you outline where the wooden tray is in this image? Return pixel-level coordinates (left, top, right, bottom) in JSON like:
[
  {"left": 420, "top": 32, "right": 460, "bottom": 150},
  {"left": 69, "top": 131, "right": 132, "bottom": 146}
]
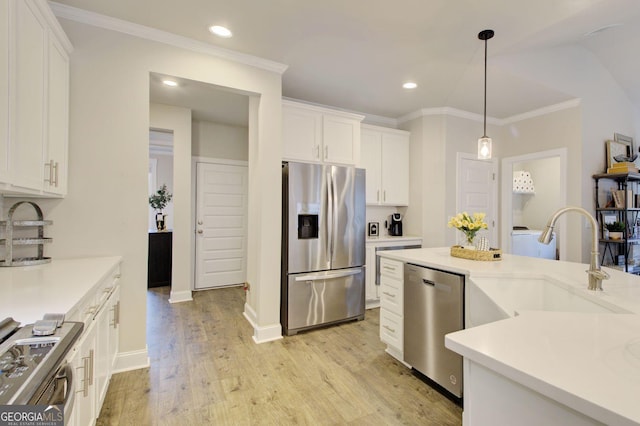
[{"left": 450, "top": 245, "right": 502, "bottom": 261}]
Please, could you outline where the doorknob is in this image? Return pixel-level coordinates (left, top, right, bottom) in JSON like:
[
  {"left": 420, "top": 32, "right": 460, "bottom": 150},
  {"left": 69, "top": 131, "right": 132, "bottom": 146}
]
[
  {"left": 198, "top": 220, "right": 203, "bottom": 225},
  {"left": 197, "top": 229, "right": 203, "bottom": 234}
]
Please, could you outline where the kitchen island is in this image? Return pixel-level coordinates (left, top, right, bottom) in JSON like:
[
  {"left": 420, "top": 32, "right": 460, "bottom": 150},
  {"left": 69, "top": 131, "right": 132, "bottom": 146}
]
[{"left": 379, "top": 247, "right": 640, "bottom": 426}]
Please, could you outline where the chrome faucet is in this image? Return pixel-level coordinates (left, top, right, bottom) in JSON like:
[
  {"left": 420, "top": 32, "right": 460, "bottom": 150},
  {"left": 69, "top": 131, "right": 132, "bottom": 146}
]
[{"left": 538, "top": 206, "right": 609, "bottom": 291}]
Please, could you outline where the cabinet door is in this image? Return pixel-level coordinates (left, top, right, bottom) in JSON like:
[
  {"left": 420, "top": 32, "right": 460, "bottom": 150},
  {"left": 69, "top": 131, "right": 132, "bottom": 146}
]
[
  {"left": 95, "top": 296, "right": 110, "bottom": 410},
  {"left": 381, "top": 133, "right": 409, "bottom": 206},
  {"left": 74, "top": 321, "right": 97, "bottom": 426},
  {"left": 360, "top": 129, "right": 382, "bottom": 204},
  {"left": 108, "top": 285, "right": 120, "bottom": 372},
  {"left": 44, "top": 35, "right": 69, "bottom": 195},
  {"left": 12, "top": 0, "right": 46, "bottom": 191},
  {"left": 282, "top": 105, "right": 322, "bottom": 162},
  {"left": 323, "top": 114, "right": 359, "bottom": 165},
  {"left": 0, "top": 1, "right": 9, "bottom": 184}
]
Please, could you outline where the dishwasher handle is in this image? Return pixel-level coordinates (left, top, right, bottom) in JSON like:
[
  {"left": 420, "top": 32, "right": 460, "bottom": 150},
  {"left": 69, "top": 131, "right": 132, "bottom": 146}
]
[{"left": 422, "top": 278, "right": 436, "bottom": 286}]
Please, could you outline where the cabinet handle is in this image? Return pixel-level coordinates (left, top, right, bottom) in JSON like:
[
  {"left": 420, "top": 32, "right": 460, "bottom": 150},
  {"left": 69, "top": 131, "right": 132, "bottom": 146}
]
[
  {"left": 383, "top": 190, "right": 386, "bottom": 202},
  {"left": 86, "top": 305, "right": 98, "bottom": 316},
  {"left": 44, "top": 160, "right": 54, "bottom": 184},
  {"left": 377, "top": 190, "right": 380, "bottom": 202},
  {"left": 315, "top": 145, "right": 320, "bottom": 159},
  {"left": 88, "top": 349, "right": 94, "bottom": 386},
  {"left": 53, "top": 161, "right": 59, "bottom": 187},
  {"left": 324, "top": 145, "right": 328, "bottom": 159},
  {"left": 383, "top": 265, "right": 396, "bottom": 271},
  {"left": 103, "top": 286, "right": 114, "bottom": 294},
  {"left": 382, "top": 291, "right": 395, "bottom": 298},
  {"left": 383, "top": 325, "right": 395, "bottom": 333},
  {"left": 114, "top": 274, "right": 121, "bottom": 280},
  {"left": 111, "top": 300, "right": 120, "bottom": 328},
  {"left": 197, "top": 229, "right": 203, "bottom": 234},
  {"left": 76, "top": 357, "right": 89, "bottom": 397}
]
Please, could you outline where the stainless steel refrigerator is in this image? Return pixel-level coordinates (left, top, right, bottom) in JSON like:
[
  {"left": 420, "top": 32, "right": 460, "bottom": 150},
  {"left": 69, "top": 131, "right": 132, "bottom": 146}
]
[{"left": 281, "top": 161, "right": 365, "bottom": 335}]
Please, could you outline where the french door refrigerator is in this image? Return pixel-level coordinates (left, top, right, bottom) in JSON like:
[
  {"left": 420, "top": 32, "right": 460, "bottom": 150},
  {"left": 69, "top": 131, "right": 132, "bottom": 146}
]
[{"left": 281, "top": 161, "right": 366, "bottom": 335}]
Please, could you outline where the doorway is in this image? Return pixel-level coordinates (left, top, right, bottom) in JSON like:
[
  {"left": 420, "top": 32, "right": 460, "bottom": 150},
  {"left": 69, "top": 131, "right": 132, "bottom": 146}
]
[
  {"left": 501, "top": 148, "right": 568, "bottom": 259},
  {"left": 148, "top": 73, "right": 251, "bottom": 303}
]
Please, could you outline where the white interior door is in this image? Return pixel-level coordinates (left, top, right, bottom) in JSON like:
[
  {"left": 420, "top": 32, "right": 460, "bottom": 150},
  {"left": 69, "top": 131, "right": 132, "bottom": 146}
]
[
  {"left": 457, "top": 154, "right": 498, "bottom": 246},
  {"left": 195, "top": 162, "right": 248, "bottom": 289}
]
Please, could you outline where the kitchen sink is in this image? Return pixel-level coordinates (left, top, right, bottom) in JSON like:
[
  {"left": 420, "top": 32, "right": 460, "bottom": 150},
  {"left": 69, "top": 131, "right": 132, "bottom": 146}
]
[{"left": 468, "top": 275, "right": 631, "bottom": 327}]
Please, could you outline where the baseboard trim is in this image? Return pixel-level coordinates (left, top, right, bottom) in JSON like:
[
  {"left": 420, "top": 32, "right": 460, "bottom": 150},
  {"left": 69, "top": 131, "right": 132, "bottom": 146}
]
[
  {"left": 169, "top": 290, "right": 193, "bottom": 303},
  {"left": 113, "top": 347, "right": 150, "bottom": 373},
  {"left": 243, "top": 303, "right": 283, "bottom": 344}
]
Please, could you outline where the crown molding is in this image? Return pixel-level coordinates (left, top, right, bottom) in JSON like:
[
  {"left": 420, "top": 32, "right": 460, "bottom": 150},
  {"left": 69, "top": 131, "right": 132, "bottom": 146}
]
[
  {"left": 398, "top": 99, "right": 581, "bottom": 126},
  {"left": 502, "top": 99, "right": 581, "bottom": 124},
  {"left": 48, "top": 1, "right": 288, "bottom": 75}
]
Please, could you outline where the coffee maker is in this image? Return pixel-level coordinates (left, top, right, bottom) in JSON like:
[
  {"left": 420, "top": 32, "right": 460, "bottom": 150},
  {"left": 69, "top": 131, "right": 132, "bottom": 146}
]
[{"left": 386, "top": 213, "right": 403, "bottom": 236}]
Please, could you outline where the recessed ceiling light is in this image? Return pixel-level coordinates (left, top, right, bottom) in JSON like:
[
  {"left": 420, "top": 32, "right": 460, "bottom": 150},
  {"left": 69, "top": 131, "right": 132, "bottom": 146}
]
[
  {"left": 209, "top": 25, "right": 232, "bottom": 38},
  {"left": 162, "top": 80, "right": 178, "bottom": 87},
  {"left": 403, "top": 82, "right": 417, "bottom": 89}
]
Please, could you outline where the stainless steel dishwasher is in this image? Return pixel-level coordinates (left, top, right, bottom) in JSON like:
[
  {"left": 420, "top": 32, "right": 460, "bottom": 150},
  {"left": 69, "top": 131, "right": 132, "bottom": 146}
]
[{"left": 404, "top": 263, "right": 464, "bottom": 398}]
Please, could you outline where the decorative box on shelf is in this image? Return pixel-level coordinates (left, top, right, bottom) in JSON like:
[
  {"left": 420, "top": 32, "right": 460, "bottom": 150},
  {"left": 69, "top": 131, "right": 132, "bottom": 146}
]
[{"left": 450, "top": 245, "right": 502, "bottom": 261}]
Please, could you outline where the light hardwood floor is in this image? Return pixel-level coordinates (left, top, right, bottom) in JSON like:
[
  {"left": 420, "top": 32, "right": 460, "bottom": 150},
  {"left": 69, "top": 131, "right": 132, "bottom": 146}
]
[{"left": 97, "top": 286, "right": 462, "bottom": 425}]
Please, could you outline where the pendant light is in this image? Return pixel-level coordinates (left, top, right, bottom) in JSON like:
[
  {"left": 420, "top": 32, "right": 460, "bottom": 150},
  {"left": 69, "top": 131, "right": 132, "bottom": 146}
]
[{"left": 477, "top": 29, "right": 494, "bottom": 160}]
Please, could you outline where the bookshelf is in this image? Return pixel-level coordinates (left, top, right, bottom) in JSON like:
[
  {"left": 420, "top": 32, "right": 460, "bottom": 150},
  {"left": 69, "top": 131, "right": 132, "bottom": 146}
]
[{"left": 593, "top": 172, "right": 640, "bottom": 274}]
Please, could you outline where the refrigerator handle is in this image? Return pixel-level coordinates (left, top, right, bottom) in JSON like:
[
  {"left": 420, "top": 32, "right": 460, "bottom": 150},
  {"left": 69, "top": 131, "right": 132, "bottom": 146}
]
[
  {"left": 331, "top": 169, "right": 339, "bottom": 262},
  {"left": 326, "top": 169, "right": 334, "bottom": 262},
  {"left": 294, "top": 268, "right": 361, "bottom": 282}
]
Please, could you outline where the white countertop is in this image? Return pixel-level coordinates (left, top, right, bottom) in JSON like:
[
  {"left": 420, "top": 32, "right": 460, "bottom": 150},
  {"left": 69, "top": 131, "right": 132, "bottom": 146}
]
[
  {"left": 379, "top": 247, "right": 640, "bottom": 425},
  {"left": 446, "top": 312, "right": 640, "bottom": 426},
  {"left": 0, "top": 256, "right": 122, "bottom": 325}
]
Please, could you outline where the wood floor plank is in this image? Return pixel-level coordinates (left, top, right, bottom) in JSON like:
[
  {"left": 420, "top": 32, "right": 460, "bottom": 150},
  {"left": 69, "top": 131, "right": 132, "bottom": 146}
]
[{"left": 97, "top": 286, "right": 462, "bottom": 425}]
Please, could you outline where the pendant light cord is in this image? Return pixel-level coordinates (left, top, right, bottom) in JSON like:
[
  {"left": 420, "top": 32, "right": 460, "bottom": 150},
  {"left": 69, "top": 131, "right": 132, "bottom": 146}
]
[{"left": 483, "top": 36, "right": 487, "bottom": 137}]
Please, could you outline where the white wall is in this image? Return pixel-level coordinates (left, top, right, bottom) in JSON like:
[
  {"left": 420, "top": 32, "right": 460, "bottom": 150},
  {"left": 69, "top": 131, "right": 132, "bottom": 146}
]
[
  {"left": 150, "top": 103, "right": 192, "bottom": 304},
  {"left": 192, "top": 121, "right": 248, "bottom": 161},
  {"left": 30, "top": 17, "right": 283, "bottom": 363}
]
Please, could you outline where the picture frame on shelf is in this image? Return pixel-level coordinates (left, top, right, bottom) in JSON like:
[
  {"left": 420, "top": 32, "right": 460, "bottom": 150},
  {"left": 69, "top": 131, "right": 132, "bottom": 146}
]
[
  {"left": 614, "top": 133, "right": 634, "bottom": 146},
  {"left": 602, "top": 213, "right": 617, "bottom": 226},
  {"left": 606, "top": 139, "right": 634, "bottom": 169}
]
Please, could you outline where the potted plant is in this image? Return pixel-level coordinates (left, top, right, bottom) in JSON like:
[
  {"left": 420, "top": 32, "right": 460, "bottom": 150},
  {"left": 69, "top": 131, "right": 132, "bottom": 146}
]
[
  {"left": 605, "top": 221, "right": 625, "bottom": 240},
  {"left": 149, "top": 184, "right": 173, "bottom": 231}
]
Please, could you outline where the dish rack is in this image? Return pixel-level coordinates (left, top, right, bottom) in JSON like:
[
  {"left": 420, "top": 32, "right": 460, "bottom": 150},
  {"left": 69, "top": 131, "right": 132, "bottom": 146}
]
[{"left": 0, "top": 201, "right": 52, "bottom": 267}]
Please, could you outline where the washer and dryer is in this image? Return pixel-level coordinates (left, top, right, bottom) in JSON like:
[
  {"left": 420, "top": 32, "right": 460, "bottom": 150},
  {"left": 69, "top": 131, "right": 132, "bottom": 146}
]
[{"left": 511, "top": 228, "right": 556, "bottom": 259}]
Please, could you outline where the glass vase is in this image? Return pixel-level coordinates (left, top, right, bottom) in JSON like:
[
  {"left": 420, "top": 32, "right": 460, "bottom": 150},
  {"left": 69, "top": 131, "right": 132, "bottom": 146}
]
[{"left": 458, "top": 232, "right": 476, "bottom": 249}]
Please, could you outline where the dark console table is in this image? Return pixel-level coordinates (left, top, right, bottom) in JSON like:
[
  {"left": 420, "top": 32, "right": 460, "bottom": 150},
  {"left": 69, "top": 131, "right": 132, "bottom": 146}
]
[{"left": 148, "top": 231, "right": 172, "bottom": 288}]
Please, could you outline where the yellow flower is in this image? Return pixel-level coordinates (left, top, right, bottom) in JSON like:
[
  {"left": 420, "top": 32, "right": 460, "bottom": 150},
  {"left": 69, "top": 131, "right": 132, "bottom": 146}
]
[{"left": 447, "top": 211, "right": 488, "bottom": 244}]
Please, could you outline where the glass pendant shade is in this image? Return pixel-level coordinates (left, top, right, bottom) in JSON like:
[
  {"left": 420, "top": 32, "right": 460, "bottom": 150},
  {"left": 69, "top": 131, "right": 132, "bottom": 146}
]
[{"left": 478, "top": 136, "right": 492, "bottom": 159}]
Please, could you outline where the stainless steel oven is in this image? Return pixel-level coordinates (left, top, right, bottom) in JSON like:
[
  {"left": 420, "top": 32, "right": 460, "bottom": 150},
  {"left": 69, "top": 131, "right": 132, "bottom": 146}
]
[{"left": 0, "top": 320, "right": 83, "bottom": 424}]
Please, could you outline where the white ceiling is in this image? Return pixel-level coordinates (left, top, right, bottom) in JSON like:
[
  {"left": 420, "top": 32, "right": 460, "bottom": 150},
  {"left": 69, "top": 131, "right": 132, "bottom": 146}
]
[{"left": 55, "top": 0, "right": 640, "bottom": 123}]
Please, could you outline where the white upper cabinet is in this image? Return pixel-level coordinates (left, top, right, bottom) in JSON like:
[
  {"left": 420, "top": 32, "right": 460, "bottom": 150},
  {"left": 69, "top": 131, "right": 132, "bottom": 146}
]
[
  {"left": 45, "top": 35, "right": 70, "bottom": 195},
  {"left": 282, "top": 100, "right": 363, "bottom": 165},
  {"left": 0, "top": 0, "right": 71, "bottom": 196},
  {"left": 360, "top": 125, "right": 410, "bottom": 206}
]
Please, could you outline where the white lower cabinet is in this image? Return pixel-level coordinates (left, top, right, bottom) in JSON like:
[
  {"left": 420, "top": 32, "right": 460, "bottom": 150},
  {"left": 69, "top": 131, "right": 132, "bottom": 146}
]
[
  {"left": 67, "top": 264, "right": 120, "bottom": 426},
  {"left": 71, "top": 320, "right": 96, "bottom": 426},
  {"left": 379, "top": 258, "right": 405, "bottom": 362}
]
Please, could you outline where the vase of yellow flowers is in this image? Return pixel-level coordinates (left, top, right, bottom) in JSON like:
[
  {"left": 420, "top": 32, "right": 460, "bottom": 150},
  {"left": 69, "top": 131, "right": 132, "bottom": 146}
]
[{"left": 448, "top": 212, "right": 488, "bottom": 249}]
